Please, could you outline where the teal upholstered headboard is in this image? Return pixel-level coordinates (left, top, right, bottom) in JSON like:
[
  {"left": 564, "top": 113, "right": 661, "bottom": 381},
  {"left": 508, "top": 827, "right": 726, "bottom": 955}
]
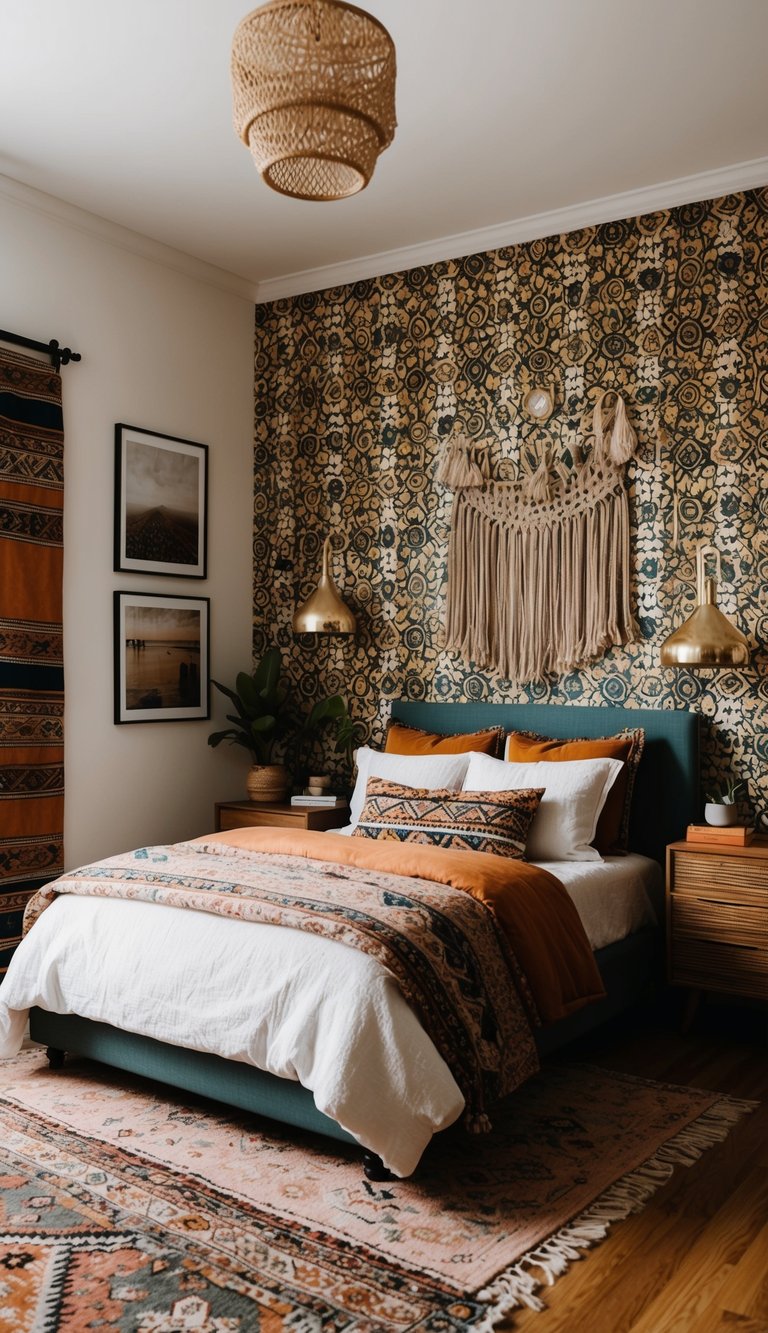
[{"left": 390, "top": 702, "right": 699, "bottom": 866}]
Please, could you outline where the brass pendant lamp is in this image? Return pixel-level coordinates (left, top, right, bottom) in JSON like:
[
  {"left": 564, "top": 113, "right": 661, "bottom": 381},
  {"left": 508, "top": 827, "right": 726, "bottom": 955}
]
[
  {"left": 293, "top": 535, "right": 357, "bottom": 635},
  {"left": 660, "top": 542, "right": 749, "bottom": 669},
  {"left": 231, "top": 0, "right": 397, "bottom": 201}
]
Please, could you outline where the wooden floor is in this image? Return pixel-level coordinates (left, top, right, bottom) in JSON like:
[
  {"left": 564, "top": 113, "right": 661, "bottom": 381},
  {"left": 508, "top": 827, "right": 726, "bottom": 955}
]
[{"left": 506, "top": 997, "right": 768, "bottom": 1333}]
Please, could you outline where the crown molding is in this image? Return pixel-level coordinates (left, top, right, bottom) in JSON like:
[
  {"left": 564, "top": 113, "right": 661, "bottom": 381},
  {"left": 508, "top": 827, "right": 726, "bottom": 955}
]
[
  {"left": 254, "top": 154, "right": 768, "bottom": 304},
  {"left": 0, "top": 174, "right": 258, "bottom": 304}
]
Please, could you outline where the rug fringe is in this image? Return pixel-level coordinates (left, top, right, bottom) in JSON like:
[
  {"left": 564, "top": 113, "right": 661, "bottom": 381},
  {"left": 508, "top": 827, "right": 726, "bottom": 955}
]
[{"left": 473, "top": 1093, "right": 757, "bottom": 1331}]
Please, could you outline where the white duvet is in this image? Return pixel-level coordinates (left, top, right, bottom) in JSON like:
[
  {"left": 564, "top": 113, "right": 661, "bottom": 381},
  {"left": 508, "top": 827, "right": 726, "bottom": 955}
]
[{"left": 0, "top": 853, "right": 658, "bottom": 1177}]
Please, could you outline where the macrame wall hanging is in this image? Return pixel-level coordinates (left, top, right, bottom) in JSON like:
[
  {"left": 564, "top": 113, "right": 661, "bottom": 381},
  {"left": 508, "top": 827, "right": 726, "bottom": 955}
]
[{"left": 436, "top": 390, "right": 638, "bottom": 684}]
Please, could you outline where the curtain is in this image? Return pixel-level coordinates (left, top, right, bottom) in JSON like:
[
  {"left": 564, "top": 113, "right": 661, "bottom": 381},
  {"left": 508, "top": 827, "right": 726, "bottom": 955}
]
[{"left": 0, "top": 348, "right": 64, "bottom": 976}]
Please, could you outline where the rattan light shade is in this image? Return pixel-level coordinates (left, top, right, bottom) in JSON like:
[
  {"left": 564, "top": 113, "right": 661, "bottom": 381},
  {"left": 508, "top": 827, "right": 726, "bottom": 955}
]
[{"left": 232, "top": 0, "right": 397, "bottom": 201}]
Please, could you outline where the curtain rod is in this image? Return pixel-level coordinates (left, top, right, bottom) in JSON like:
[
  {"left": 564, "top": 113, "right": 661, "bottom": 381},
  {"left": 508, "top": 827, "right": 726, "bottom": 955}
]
[{"left": 0, "top": 328, "right": 82, "bottom": 372}]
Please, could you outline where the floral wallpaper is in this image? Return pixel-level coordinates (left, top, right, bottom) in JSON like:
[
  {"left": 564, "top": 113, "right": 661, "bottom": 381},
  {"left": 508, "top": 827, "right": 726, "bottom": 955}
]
[{"left": 253, "top": 188, "right": 768, "bottom": 827}]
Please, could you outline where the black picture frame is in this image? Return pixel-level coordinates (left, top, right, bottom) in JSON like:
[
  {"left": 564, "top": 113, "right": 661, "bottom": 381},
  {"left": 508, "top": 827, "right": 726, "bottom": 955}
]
[
  {"left": 114, "top": 423, "right": 208, "bottom": 578},
  {"left": 114, "top": 591, "right": 210, "bottom": 724}
]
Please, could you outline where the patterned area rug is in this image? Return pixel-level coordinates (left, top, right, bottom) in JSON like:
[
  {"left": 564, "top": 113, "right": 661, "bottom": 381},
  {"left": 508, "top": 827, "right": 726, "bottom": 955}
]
[{"left": 0, "top": 1051, "right": 754, "bottom": 1331}]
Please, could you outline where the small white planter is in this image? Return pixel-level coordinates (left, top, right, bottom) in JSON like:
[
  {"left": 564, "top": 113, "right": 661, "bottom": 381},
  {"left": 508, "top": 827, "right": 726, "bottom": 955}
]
[{"left": 704, "top": 802, "right": 739, "bottom": 827}]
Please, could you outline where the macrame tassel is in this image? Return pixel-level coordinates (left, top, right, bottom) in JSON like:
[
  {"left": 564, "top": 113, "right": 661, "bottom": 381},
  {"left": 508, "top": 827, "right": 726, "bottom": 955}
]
[
  {"left": 608, "top": 392, "right": 637, "bottom": 464},
  {"left": 590, "top": 389, "right": 636, "bottom": 465},
  {"left": 524, "top": 446, "right": 553, "bottom": 503},
  {"left": 435, "top": 438, "right": 488, "bottom": 489}
]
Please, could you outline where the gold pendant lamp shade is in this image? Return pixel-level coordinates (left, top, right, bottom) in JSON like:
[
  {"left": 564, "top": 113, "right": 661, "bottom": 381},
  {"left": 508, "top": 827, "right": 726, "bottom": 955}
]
[
  {"left": 660, "top": 543, "right": 749, "bottom": 669},
  {"left": 231, "top": 0, "right": 397, "bottom": 201},
  {"left": 293, "top": 536, "right": 357, "bottom": 635}
]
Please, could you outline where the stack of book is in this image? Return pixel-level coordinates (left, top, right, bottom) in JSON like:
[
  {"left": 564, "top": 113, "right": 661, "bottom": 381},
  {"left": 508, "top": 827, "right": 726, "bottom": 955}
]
[
  {"left": 686, "top": 824, "right": 755, "bottom": 846},
  {"left": 290, "top": 793, "right": 341, "bottom": 807}
]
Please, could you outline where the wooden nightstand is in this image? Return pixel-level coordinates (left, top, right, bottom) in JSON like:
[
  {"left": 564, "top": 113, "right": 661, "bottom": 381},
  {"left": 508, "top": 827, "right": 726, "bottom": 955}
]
[
  {"left": 214, "top": 799, "right": 350, "bottom": 834},
  {"left": 666, "top": 837, "right": 767, "bottom": 1007}
]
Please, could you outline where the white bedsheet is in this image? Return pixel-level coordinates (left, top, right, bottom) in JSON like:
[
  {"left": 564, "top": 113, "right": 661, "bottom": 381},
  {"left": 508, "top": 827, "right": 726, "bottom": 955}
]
[
  {"left": 538, "top": 853, "right": 660, "bottom": 951},
  {"left": 0, "top": 850, "right": 659, "bottom": 1176}
]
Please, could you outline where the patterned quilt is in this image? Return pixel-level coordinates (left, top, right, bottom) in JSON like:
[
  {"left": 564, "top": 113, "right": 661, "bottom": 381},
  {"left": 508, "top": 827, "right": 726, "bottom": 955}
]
[{"left": 24, "top": 830, "right": 603, "bottom": 1127}]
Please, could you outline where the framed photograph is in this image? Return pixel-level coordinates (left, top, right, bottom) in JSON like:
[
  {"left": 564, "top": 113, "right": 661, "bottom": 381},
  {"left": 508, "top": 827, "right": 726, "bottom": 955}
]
[
  {"left": 114, "top": 423, "right": 208, "bottom": 578},
  {"left": 114, "top": 591, "right": 210, "bottom": 724}
]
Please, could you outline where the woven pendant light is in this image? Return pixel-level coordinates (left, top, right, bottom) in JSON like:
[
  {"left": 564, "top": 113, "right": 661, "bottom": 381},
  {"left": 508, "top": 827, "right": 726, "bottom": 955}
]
[
  {"left": 232, "top": 0, "right": 397, "bottom": 201},
  {"left": 660, "top": 542, "right": 750, "bottom": 669}
]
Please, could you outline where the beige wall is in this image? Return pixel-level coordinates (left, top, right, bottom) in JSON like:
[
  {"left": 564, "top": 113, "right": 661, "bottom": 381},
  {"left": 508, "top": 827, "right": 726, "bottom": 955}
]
[{"left": 0, "top": 190, "right": 254, "bottom": 866}]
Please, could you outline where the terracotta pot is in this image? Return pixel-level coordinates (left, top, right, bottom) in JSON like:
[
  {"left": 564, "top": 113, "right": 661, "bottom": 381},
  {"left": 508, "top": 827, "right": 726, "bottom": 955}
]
[
  {"left": 246, "top": 763, "right": 289, "bottom": 803},
  {"left": 704, "top": 802, "right": 739, "bottom": 827}
]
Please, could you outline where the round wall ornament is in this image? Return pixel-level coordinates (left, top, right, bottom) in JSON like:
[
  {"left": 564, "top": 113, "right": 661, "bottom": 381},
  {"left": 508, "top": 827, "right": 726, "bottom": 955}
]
[{"left": 522, "top": 385, "right": 555, "bottom": 422}]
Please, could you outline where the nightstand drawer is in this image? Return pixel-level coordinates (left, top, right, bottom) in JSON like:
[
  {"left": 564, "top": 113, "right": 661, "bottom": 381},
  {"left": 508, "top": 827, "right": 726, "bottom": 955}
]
[
  {"left": 214, "top": 800, "right": 350, "bottom": 833},
  {"left": 671, "top": 897, "right": 767, "bottom": 949},
  {"left": 218, "top": 807, "right": 298, "bottom": 831},
  {"left": 671, "top": 851, "right": 767, "bottom": 905},
  {"left": 671, "top": 936, "right": 768, "bottom": 999}
]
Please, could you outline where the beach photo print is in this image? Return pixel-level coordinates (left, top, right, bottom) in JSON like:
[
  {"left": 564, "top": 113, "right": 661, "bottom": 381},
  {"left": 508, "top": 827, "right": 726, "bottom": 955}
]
[{"left": 113, "top": 591, "right": 210, "bottom": 723}]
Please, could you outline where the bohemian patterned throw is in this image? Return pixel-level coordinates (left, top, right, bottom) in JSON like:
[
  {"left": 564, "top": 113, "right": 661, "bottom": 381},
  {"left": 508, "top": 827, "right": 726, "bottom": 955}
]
[
  {"left": 0, "top": 1052, "right": 755, "bottom": 1330},
  {"left": 22, "top": 827, "right": 607, "bottom": 1125},
  {"left": 24, "top": 834, "right": 543, "bottom": 1127},
  {"left": 0, "top": 350, "right": 64, "bottom": 977},
  {"left": 354, "top": 777, "right": 545, "bottom": 859}
]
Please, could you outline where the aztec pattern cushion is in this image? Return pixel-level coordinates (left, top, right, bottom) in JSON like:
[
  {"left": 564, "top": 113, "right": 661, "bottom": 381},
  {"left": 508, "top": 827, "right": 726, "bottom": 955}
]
[
  {"left": 386, "top": 719, "right": 505, "bottom": 758},
  {"left": 353, "top": 778, "right": 545, "bottom": 860},
  {"left": 503, "top": 729, "right": 645, "bottom": 854}
]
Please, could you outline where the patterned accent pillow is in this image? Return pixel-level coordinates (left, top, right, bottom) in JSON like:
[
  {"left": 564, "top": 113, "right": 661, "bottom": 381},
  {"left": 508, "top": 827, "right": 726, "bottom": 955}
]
[
  {"left": 504, "top": 728, "right": 645, "bottom": 854},
  {"left": 385, "top": 719, "right": 505, "bottom": 758},
  {"left": 353, "top": 778, "right": 545, "bottom": 861}
]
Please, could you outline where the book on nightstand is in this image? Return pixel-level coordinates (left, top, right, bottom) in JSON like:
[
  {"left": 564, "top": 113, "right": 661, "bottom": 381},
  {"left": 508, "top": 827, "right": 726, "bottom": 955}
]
[
  {"left": 686, "top": 824, "right": 755, "bottom": 846},
  {"left": 290, "top": 794, "right": 342, "bottom": 807}
]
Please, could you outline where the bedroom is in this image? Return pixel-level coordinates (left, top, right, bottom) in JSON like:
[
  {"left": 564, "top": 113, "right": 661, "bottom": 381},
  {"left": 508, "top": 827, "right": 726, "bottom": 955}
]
[{"left": 0, "top": 0, "right": 766, "bottom": 1328}]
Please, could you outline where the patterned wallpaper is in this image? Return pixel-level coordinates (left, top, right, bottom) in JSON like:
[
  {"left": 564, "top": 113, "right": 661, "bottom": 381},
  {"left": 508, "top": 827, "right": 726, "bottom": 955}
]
[{"left": 253, "top": 188, "right": 768, "bottom": 828}]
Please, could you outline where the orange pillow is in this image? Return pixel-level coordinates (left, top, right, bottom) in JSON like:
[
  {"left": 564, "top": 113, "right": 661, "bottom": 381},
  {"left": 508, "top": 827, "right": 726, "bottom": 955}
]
[
  {"left": 503, "top": 729, "right": 645, "bottom": 854},
  {"left": 385, "top": 720, "right": 504, "bottom": 758}
]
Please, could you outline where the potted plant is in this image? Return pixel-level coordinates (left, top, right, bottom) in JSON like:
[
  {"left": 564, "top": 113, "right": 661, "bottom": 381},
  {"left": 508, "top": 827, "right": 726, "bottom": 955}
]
[
  {"left": 208, "top": 647, "right": 292, "bottom": 801},
  {"left": 208, "top": 647, "right": 357, "bottom": 802},
  {"left": 704, "top": 778, "right": 743, "bottom": 827},
  {"left": 288, "top": 693, "right": 360, "bottom": 794}
]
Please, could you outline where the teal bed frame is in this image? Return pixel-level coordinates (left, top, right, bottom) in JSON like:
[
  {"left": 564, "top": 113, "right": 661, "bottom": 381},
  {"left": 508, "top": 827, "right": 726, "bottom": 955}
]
[{"left": 30, "top": 701, "right": 699, "bottom": 1169}]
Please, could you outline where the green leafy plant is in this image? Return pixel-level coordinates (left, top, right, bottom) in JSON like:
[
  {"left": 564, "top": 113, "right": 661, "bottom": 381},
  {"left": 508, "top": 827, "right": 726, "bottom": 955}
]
[
  {"left": 208, "top": 647, "right": 360, "bottom": 782},
  {"left": 289, "top": 693, "right": 361, "bottom": 787},
  {"left": 705, "top": 778, "right": 743, "bottom": 806},
  {"left": 207, "top": 647, "right": 291, "bottom": 765}
]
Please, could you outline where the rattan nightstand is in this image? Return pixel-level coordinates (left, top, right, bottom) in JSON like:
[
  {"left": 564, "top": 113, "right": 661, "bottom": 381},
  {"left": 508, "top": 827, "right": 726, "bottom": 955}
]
[{"left": 666, "top": 837, "right": 767, "bottom": 1007}]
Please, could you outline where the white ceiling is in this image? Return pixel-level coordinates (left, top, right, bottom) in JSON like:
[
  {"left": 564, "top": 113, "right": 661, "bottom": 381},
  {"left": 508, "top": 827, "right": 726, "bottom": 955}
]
[{"left": 2, "top": 0, "right": 767, "bottom": 301}]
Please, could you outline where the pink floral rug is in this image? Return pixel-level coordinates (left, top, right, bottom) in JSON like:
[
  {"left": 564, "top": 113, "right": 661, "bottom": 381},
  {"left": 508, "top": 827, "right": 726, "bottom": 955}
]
[{"left": 0, "top": 1051, "right": 754, "bottom": 1331}]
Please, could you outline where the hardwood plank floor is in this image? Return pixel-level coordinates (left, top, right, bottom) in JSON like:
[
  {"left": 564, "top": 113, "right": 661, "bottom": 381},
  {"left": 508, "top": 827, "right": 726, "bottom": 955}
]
[{"left": 507, "top": 997, "right": 768, "bottom": 1333}]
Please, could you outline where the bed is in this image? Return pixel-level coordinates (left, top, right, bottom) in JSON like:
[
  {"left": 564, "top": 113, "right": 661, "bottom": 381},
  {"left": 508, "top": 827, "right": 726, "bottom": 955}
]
[{"left": 1, "top": 701, "right": 698, "bottom": 1178}]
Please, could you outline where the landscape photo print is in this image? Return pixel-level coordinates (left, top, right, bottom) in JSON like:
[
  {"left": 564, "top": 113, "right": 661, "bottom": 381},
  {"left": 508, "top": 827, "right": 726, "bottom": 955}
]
[
  {"left": 114, "top": 424, "right": 208, "bottom": 577},
  {"left": 114, "top": 592, "right": 210, "bottom": 723}
]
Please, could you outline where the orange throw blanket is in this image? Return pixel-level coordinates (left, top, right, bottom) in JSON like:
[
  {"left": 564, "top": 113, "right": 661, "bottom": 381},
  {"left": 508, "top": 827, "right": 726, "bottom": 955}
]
[{"left": 202, "top": 828, "right": 605, "bottom": 1025}]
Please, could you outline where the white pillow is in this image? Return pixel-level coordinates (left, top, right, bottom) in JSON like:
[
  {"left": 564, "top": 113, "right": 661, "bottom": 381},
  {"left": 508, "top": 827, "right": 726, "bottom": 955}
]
[
  {"left": 346, "top": 746, "right": 472, "bottom": 831},
  {"left": 462, "top": 751, "right": 623, "bottom": 861}
]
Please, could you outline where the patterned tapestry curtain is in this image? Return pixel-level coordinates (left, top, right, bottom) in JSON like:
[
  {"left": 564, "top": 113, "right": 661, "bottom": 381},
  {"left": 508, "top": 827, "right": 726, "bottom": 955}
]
[{"left": 0, "top": 349, "right": 64, "bottom": 976}]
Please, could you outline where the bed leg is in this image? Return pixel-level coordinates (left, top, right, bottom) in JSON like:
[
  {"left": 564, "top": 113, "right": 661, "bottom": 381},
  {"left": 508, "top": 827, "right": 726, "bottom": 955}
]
[
  {"left": 46, "top": 1046, "right": 66, "bottom": 1070},
  {"left": 362, "top": 1151, "right": 394, "bottom": 1182}
]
